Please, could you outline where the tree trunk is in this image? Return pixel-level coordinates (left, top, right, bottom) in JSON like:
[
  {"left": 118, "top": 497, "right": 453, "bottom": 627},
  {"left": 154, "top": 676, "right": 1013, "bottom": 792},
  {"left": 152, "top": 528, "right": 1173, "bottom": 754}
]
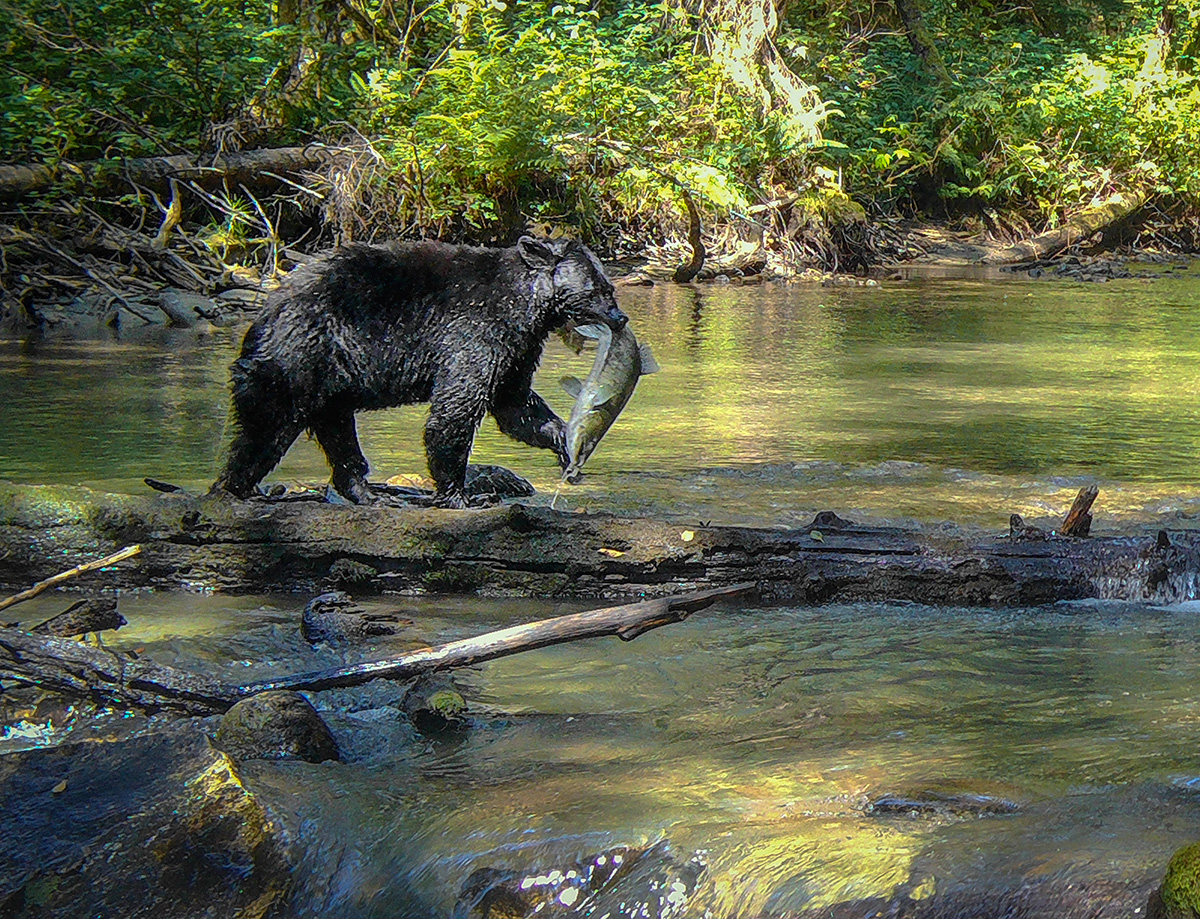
[
  {"left": 893, "top": 0, "right": 953, "bottom": 86},
  {"left": 694, "top": 0, "right": 829, "bottom": 145}
]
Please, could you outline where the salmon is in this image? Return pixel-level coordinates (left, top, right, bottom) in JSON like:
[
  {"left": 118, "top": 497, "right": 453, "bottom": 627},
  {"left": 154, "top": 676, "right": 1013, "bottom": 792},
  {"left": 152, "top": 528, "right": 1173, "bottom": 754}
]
[{"left": 560, "top": 323, "right": 658, "bottom": 482}]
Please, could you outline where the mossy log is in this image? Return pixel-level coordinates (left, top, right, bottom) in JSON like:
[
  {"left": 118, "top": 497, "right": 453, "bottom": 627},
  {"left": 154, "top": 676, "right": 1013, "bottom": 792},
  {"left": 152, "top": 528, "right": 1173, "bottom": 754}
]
[
  {"left": 0, "top": 482, "right": 1197, "bottom": 607},
  {"left": 982, "top": 189, "right": 1150, "bottom": 264}
]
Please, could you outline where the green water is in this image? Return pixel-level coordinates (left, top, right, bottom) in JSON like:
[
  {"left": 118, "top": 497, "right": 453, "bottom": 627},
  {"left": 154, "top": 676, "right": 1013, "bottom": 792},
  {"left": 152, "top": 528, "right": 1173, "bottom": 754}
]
[
  {"left": 5, "top": 271, "right": 1200, "bottom": 915},
  {"left": 6, "top": 590, "right": 1200, "bottom": 916},
  {"left": 3, "top": 270, "right": 1200, "bottom": 528}
]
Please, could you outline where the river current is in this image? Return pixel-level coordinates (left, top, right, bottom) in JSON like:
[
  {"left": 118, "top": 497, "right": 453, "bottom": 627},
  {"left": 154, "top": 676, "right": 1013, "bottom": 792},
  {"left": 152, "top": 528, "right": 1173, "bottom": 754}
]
[{"left": 3, "top": 267, "right": 1200, "bottom": 917}]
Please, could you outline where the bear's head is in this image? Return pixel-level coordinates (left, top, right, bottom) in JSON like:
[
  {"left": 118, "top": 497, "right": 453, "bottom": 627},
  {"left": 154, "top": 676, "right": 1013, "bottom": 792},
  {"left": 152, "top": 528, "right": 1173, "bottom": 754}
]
[{"left": 518, "top": 236, "right": 627, "bottom": 331}]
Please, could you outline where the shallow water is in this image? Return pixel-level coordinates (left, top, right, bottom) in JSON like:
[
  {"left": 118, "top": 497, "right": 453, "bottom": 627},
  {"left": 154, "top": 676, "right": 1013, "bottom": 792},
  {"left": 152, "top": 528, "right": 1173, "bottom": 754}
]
[
  {"left": 6, "top": 590, "right": 1200, "bottom": 916},
  {"left": 5, "top": 269, "right": 1200, "bottom": 915},
  {"left": 4, "top": 268, "right": 1200, "bottom": 528}
]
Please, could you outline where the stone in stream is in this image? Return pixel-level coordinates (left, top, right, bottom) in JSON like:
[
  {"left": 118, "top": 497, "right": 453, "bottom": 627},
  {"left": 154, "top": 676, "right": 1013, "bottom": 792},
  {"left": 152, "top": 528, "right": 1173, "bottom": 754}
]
[
  {"left": 401, "top": 673, "right": 468, "bottom": 735},
  {"left": 864, "top": 789, "right": 1019, "bottom": 819},
  {"left": 300, "top": 590, "right": 412, "bottom": 644},
  {"left": 213, "top": 690, "right": 339, "bottom": 763},
  {"left": 453, "top": 841, "right": 705, "bottom": 919},
  {"left": 1149, "top": 840, "right": 1200, "bottom": 919}
]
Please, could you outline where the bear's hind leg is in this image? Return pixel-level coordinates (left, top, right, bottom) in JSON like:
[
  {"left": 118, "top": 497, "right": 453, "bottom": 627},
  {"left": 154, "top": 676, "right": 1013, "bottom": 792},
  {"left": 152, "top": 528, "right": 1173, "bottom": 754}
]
[
  {"left": 212, "top": 411, "right": 304, "bottom": 498},
  {"left": 425, "top": 383, "right": 488, "bottom": 509}
]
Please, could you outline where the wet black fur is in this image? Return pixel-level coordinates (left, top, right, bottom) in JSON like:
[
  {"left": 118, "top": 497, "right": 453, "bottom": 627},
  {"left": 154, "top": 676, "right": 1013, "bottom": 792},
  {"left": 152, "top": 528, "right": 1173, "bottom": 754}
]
[{"left": 211, "top": 237, "right": 626, "bottom": 508}]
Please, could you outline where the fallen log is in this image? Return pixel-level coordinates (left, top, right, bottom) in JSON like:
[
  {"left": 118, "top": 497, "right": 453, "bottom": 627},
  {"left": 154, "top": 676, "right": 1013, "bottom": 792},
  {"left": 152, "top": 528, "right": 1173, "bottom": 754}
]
[
  {"left": 238, "top": 583, "right": 752, "bottom": 696},
  {"left": 0, "top": 145, "right": 348, "bottom": 202},
  {"left": 0, "top": 584, "right": 751, "bottom": 714},
  {"left": 0, "top": 627, "right": 232, "bottom": 715},
  {"left": 0, "top": 482, "right": 1197, "bottom": 606},
  {"left": 982, "top": 189, "right": 1149, "bottom": 264}
]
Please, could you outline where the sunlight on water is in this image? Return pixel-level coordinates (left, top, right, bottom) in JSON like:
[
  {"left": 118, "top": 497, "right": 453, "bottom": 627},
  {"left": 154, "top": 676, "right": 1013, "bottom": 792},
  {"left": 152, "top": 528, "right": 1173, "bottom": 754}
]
[
  {"left": 3, "top": 269, "right": 1200, "bottom": 529},
  {"left": 4, "top": 593, "right": 1197, "bottom": 916},
  {"left": 5, "top": 271, "right": 1200, "bottom": 915}
]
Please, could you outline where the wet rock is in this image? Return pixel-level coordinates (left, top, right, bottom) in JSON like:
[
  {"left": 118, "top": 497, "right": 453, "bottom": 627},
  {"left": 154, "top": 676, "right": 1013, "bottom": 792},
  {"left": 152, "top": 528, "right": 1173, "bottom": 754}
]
[
  {"left": 864, "top": 789, "right": 1019, "bottom": 819},
  {"left": 156, "top": 289, "right": 217, "bottom": 327},
  {"left": 464, "top": 464, "right": 536, "bottom": 500},
  {"left": 28, "top": 597, "right": 126, "bottom": 637},
  {"left": 401, "top": 673, "right": 467, "bottom": 735},
  {"left": 301, "top": 590, "right": 411, "bottom": 643},
  {"left": 793, "top": 876, "right": 1150, "bottom": 919},
  {"left": 326, "top": 557, "right": 379, "bottom": 587},
  {"left": 453, "top": 841, "right": 704, "bottom": 919},
  {"left": 213, "top": 690, "right": 338, "bottom": 763},
  {"left": 1150, "top": 840, "right": 1200, "bottom": 919},
  {"left": 0, "top": 726, "right": 294, "bottom": 918}
]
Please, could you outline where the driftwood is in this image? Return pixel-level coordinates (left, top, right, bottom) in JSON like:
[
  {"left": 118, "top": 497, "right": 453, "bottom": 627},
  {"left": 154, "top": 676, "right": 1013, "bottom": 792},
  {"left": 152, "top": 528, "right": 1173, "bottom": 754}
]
[
  {"left": 1060, "top": 484, "right": 1099, "bottom": 537},
  {"left": 0, "top": 544, "right": 140, "bottom": 613},
  {"left": 0, "top": 145, "right": 348, "bottom": 203},
  {"left": 983, "top": 189, "right": 1149, "bottom": 264},
  {"left": 0, "top": 627, "right": 232, "bottom": 714},
  {"left": 238, "top": 584, "right": 752, "bottom": 696},
  {"left": 0, "top": 584, "right": 750, "bottom": 714},
  {"left": 1, "top": 483, "right": 1199, "bottom": 607}
]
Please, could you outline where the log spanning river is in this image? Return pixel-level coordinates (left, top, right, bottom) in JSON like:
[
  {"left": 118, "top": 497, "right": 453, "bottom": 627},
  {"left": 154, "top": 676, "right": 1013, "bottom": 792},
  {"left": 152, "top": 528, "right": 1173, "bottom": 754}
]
[{"left": 3, "top": 266, "right": 1200, "bottom": 917}]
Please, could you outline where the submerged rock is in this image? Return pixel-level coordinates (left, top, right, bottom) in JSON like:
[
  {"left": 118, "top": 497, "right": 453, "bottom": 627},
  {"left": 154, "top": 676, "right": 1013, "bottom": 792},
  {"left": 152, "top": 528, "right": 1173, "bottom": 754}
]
[
  {"left": 864, "top": 789, "right": 1019, "bottom": 819},
  {"left": 0, "top": 727, "right": 294, "bottom": 917},
  {"left": 301, "top": 590, "right": 411, "bottom": 643},
  {"left": 213, "top": 690, "right": 339, "bottom": 763}
]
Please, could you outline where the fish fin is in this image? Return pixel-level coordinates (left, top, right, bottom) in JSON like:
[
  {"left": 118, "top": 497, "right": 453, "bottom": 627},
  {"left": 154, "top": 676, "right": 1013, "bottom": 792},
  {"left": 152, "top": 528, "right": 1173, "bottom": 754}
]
[
  {"left": 560, "top": 376, "right": 583, "bottom": 399},
  {"left": 639, "top": 344, "right": 660, "bottom": 375}
]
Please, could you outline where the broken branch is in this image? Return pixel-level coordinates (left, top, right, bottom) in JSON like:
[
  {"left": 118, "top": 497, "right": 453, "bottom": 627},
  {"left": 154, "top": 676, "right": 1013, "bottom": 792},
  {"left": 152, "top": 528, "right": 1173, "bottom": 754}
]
[{"left": 0, "top": 544, "right": 141, "bottom": 613}]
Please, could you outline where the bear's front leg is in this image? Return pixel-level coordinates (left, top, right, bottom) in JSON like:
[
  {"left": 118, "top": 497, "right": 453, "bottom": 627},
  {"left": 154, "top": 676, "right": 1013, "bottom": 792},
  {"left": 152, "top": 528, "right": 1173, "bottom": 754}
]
[{"left": 492, "top": 389, "right": 569, "bottom": 467}]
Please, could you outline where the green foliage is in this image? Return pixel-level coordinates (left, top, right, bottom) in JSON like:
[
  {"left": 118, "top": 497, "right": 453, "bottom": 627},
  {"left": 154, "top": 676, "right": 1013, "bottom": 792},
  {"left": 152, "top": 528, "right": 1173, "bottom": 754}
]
[
  {"left": 790, "top": 0, "right": 1200, "bottom": 220},
  {"left": 0, "top": 0, "right": 376, "bottom": 162},
  {"left": 355, "top": 0, "right": 773, "bottom": 241},
  {"left": 4, "top": 0, "right": 1200, "bottom": 241}
]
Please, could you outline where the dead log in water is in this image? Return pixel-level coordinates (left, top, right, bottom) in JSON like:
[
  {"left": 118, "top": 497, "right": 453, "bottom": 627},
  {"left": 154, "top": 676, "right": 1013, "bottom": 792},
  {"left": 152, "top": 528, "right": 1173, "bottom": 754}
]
[
  {"left": 0, "top": 482, "right": 1197, "bottom": 607},
  {"left": 982, "top": 189, "right": 1149, "bottom": 264},
  {"left": 0, "top": 584, "right": 751, "bottom": 714}
]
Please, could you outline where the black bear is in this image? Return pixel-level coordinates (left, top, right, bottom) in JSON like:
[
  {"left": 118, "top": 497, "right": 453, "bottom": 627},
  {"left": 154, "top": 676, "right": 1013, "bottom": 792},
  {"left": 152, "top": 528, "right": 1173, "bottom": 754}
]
[{"left": 211, "top": 236, "right": 627, "bottom": 508}]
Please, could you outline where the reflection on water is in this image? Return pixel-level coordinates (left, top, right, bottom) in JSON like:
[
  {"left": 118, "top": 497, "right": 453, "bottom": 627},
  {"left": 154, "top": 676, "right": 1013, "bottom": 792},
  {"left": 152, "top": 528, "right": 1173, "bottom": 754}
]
[
  {"left": 4, "top": 273, "right": 1200, "bottom": 914},
  {"left": 5, "top": 592, "right": 1200, "bottom": 916},
  {"left": 3, "top": 271, "right": 1200, "bottom": 527}
]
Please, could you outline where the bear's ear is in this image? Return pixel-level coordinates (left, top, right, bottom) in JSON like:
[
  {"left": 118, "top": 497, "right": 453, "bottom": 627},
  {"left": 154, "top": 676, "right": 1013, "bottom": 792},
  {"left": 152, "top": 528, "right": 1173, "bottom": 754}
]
[{"left": 517, "top": 236, "right": 560, "bottom": 270}]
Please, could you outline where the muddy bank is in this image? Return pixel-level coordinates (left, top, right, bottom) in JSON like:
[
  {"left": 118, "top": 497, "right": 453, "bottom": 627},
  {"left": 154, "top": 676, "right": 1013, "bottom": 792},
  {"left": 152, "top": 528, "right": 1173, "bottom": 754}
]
[{"left": 1, "top": 482, "right": 1197, "bottom": 606}]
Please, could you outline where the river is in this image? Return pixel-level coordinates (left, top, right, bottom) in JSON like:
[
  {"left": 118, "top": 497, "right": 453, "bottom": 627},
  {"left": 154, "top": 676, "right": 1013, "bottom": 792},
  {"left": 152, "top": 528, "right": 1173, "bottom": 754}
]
[{"left": 3, "top": 267, "right": 1200, "bottom": 917}]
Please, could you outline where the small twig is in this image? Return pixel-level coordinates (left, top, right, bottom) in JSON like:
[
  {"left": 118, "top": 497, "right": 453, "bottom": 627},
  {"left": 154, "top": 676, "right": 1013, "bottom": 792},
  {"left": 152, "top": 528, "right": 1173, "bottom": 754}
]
[{"left": 0, "top": 545, "right": 141, "bottom": 613}]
